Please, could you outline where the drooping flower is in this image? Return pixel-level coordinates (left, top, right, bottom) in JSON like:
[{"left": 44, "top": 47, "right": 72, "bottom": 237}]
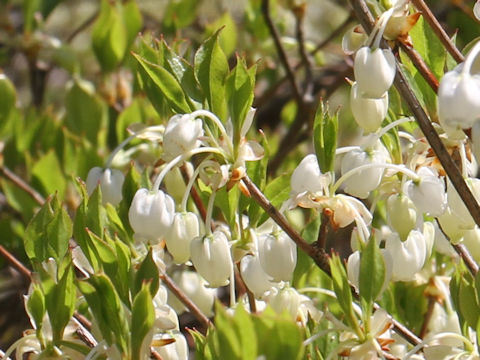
[
  {"left": 128, "top": 189, "right": 175, "bottom": 244},
  {"left": 162, "top": 113, "right": 204, "bottom": 161},
  {"left": 258, "top": 230, "right": 297, "bottom": 282},
  {"left": 190, "top": 230, "right": 233, "bottom": 288},
  {"left": 86, "top": 167, "right": 125, "bottom": 205},
  {"left": 353, "top": 47, "right": 396, "bottom": 98},
  {"left": 350, "top": 81, "right": 389, "bottom": 133},
  {"left": 240, "top": 254, "right": 276, "bottom": 298},
  {"left": 165, "top": 212, "right": 201, "bottom": 264}
]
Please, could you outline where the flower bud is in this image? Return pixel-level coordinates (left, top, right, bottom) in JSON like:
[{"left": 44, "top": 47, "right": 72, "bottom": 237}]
[
  {"left": 340, "top": 143, "right": 389, "bottom": 199},
  {"left": 350, "top": 82, "right": 388, "bottom": 133},
  {"left": 190, "top": 231, "right": 233, "bottom": 287},
  {"left": 354, "top": 47, "right": 396, "bottom": 98},
  {"left": 386, "top": 194, "right": 418, "bottom": 241},
  {"left": 290, "top": 154, "right": 331, "bottom": 196},
  {"left": 166, "top": 212, "right": 200, "bottom": 264},
  {"left": 258, "top": 231, "right": 297, "bottom": 282},
  {"left": 403, "top": 167, "right": 447, "bottom": 217},
  {"left": 162, "top": 114, "right": 204, "bottom": 161},
  {"left": 267, "top": 287, "right": 302, "bottom": 319},
  {"left": 240, "top": 254, "right": 275, "bottom": 298},
  {"left": 86, "top": 167, "right": 124, "bottom": 205},
  {"left": 438, "top": 69, "right": 480, "bottom": 132},
  {"left": 128, "top": 188, "right": 175, "bottom": 244}
]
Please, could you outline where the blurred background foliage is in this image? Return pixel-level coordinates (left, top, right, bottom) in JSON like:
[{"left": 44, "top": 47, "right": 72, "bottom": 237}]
[{"left": 0, "top": 0, "right": 476, "bottom": 350}]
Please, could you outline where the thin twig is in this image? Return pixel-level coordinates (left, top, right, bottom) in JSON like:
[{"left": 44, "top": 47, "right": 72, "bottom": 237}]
[
  {"left": 66, "top": 12, "right": 98, "bottom": 43},
  {"left": 351, "top": 0, "right": 480, "bottom": 276},
  {"left": 254, "top": 14, "right": 353, "bottom": 109},
  {"left": 261, "top": 0, "right": 303, "bottom": 105},
  {"left": 294, "top": 4, "right": 314, "bottom": 100},
  {"left": 0, "top": 245, "right": 32, "bottom": 279},
  {"left": 241, "top": 175, "right": 331, "bottom": 275},
  {"left": 317, "top": 210, "right": 330, "bottom": 250},
  {"left": 159, "top": 272, "right": 211, "bottom": 329},
  {"left": 397, "top": 38, "right": 439, "bottom": 92},
  {"left": 411, "top": 0, "right": 464, "bottom": 64},
  {"left": 0, "top": 166, "right": 45, "bottom": 205},
  {"left": 419, "top": 296, "right": 436, "bottom": 339}
]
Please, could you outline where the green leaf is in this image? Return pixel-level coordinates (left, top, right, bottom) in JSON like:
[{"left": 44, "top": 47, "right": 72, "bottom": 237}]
[
  {"left": 131, "top": 283, "right": 155, "bottom": 359},
  {"left": 0, "top": 74, "right": 16, "bottom": 126},
  {"left": 78, "top": 274, "right": 129, "bottom": 352},
  {"left": 26, "top": 285, "right": 46, "bottom": 331},
  {"left": 213, "top": 303, "right": 242, "bottom": 359},
  {"left": 226, "top": 55, "right": 256, "bottom": 146},
  {"left": 257, "top": 173, "right": 291, "bottom": 225},
  {"left": 46, "top": 203, "right": 73, "bottom": 262},
  {"left": 460, "top": 272, "right": 480, "bottom": 329},
  {"left": 121, "top": 0, "right": 142, "bottom": 48},
  {"left": 231, "top": 305, "right": 258, "bottom": 359},
  {"left": 194, "top": 30, "right": 229, "bottom": 120},
  {"left": 330, "top": 254, "right": 358, "bottom": 331},
  {"left": 409, "top": 16, "right": 446, "bottom": 80},
  {"left": 205, "top": 12, "right": 238, "bottom": 58},
  {"left": 359, "top": 237, "right": 385, "bottom": 308},
  {"left": 215, "top": 186, "right": 240, "bottom": 231},
  {"left": 65, "top": 79, "right": 107, "bottom": 147},
  {"left": 92, "top": 0, "right": 127, "bottom": 72},
  {"left": 133, "top": 52, "right": 193, "bottom": 113},
  {"left": 24, "top": 196, "right": 55, "bottom": 262},
  {"left": 163, "top": 0, "right": 199, "bottom": 32},
  {"left": 134, "top": 248, "right": 159, "bottom": 298},
  {"left": 46, "top": 261, "right": 76, "bottom": 342},
  {"left": 313, "top": 102, "right": 338, "bottom": 174},
  {"left": 32, "top": 150, "right": 66, "bottom": 196}
]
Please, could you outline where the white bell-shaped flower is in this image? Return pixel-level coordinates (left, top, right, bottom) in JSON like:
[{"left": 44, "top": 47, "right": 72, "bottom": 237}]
[
  {"left": 190, "top": 230, "right": 233, "bottom": 288},
  {"left": 128, "top": 188, "right": 175, "bottom": 244},
  {"left": 350, "top": 82, "right": 388, "bottom": 133},
  {"left": 240, "top": 254, "right": 276, "bottom": 298},
  {"left": 258, "top": 230, "right": 297, "bottom": 282},
  {"left": 86, "top": 167, "right": 124, "bottom": 205},
  {"left": 386, "top": 193, "right": 418, "bottom": 241},
  {"left": 438, "top": 68, "right": 480, "bottom": 132},
  {"left": 290, "top": 154, "right": 331, "bottom": 196},
  {"left": 340, "top": 142, "right": 389, "bottom": 199},
  {"left": 447, "top": 177, "right": 480, "bottom": 229},
  {"left": 437, "top": 206, "right": 468, "bottom": 244},
  {"left": 162, "top": 113, "right": 204, "bottom": 161},
  {"left": 168, "top": 271, "right": 216, "bottom": 317},
  {"left": 403, "top": 167, "right": 447, "bottom": 217},
  {"left": 354, "top": 47, "right": 396, "bottom": 98},
  {"left": 166, "top": 212, "right": 200, "bottom": 264},
  {"left": 475, "top": 1, "right": 480, "bottom": 21},
  {"left": 384, "top": 229, "right": 427, "bottom": 282}
]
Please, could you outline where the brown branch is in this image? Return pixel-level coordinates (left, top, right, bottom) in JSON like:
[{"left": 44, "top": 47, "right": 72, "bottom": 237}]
[
  {"left": 242, "top": 175, "right": 331, "bottom": 275},
  {"left": 0, "top": 166, "right": 45, "bottom": 205},
  {"left": 350, "top": 0, "right": 480, "bottom": 276},
  {"left": 159, "top": 272, "right": 211, "bottom": 329},
  {"left": 294, "top": 4, "right": 314, "bottom": 100},
  {"left": 419, "top": 296, "right": 436, "bottom": 339},
  {"left": 261, "top": 0, "right": 303, "bottom": 105},
  {"left": 411, "top": 0, "right": 464, "bottom": 64},
  {"left": 397, "top": 38, "right": 439, "bottom": 92},
  {"left": 0, "top": 245, "right": 32, "bottom": 279},
  {"left": 66, "top": 12, "right": 98, "bottom": 44}
]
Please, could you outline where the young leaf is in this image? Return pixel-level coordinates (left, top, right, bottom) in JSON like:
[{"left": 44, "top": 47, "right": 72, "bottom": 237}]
[
  {"left": 131, "top": 283, "right": 155, "bottom": 359},
  {"left": 133, "top": 247, "right": 159, "bottom": 298},
  {"left": 330, "top": 254, "right": 358, "bottom": 331},
  {"left": 26, "top": 285, "right": 46, "bottom": 331},
  {"left": 313, "top": 102, "right": 338, "bottom": 174},
  {"left": 92, "top": 0, "right": 127, "bottom": 72},
  {"left": 133, "top": 53, "right": 193, "bottom": 113},
  {"left": 194, "top": 30, "right": 229, "bottom": 120},
  {"left": 226, "top": 56, "right": 256, "bottom": 146},
  {"left": 359, "top": 237, "right": 385, "bottom": 307},
  {"left": 46, "top": 203, "right": 72, "bottom": 262},
  {"left": 24, "top": 196, "right": 55, "bottom": 262},
  {"left": 46, "top": 261, "right": 76, "bottom": 342}
]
